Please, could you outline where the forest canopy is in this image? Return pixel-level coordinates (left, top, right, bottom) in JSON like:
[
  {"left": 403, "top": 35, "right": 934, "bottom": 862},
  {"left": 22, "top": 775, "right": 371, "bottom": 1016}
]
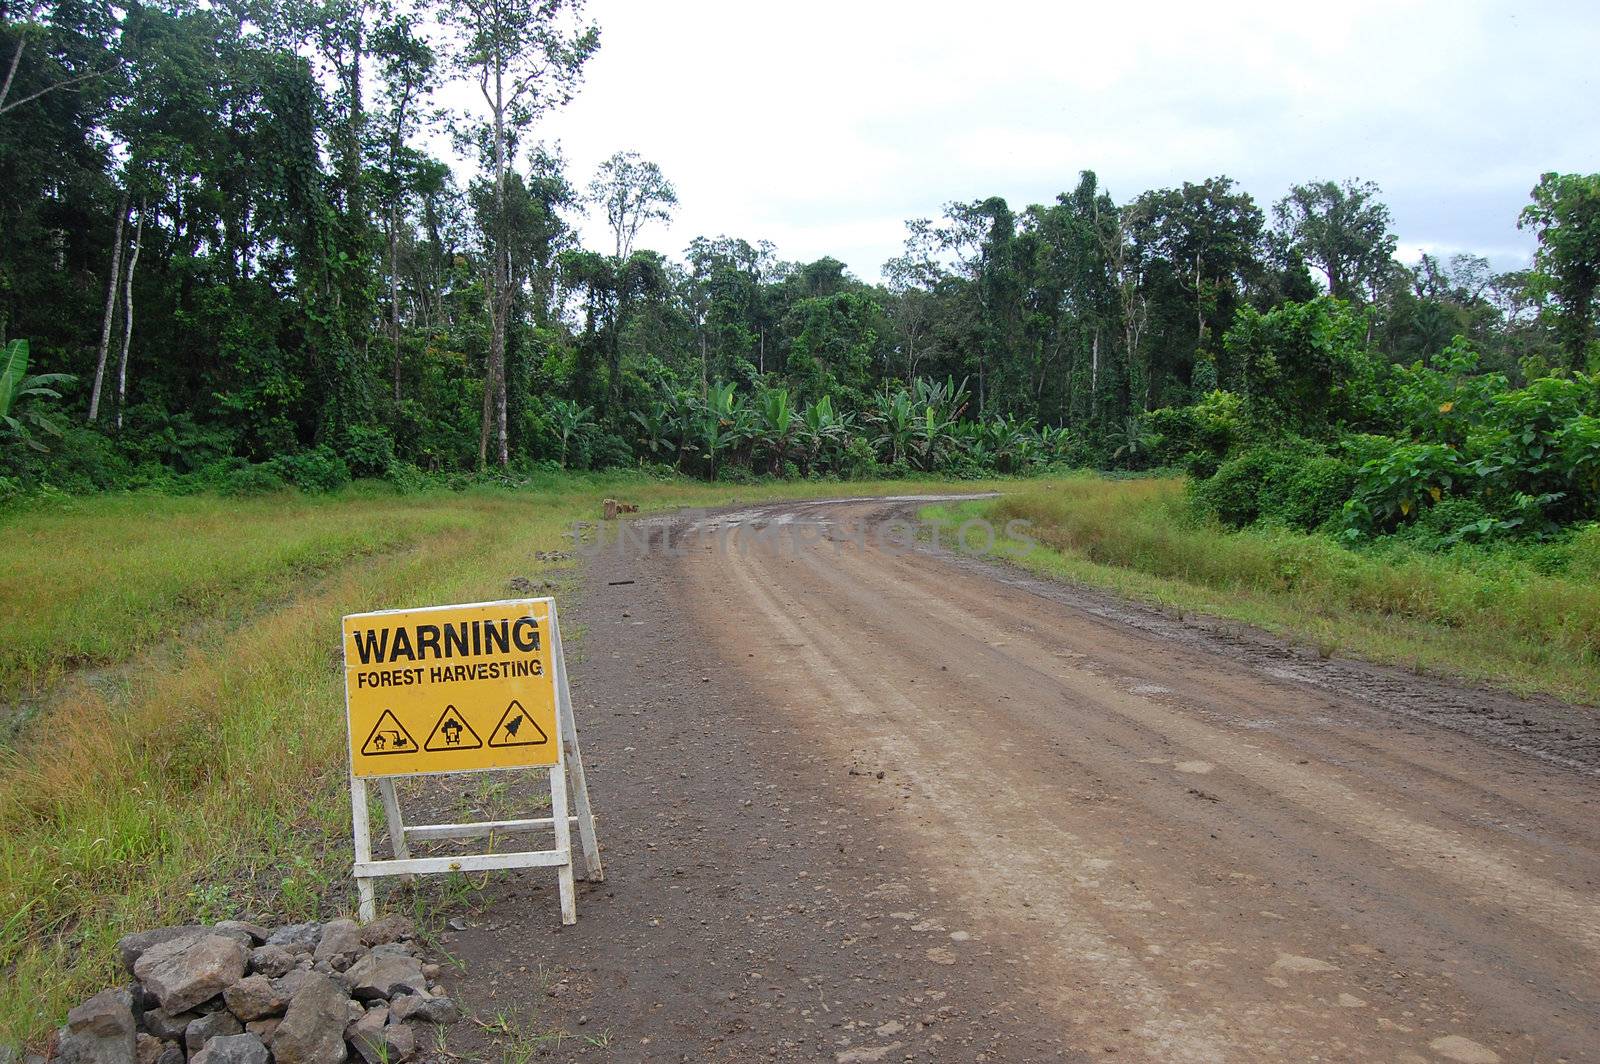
[{"left": 2, "top": 0, "right": 1598, "bottom": 545}]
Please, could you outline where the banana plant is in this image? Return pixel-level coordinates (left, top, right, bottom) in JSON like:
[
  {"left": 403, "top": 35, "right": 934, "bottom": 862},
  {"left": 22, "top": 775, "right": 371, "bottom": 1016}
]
[
  {"left": 695, "top": 380, "right": 751, "bottom": 478},
  {"left": 754, "top": 386, "right": 798, "bottom": 474},
  {"left": 867, "top": 387, "right": 917, "bottom": 467},
  {"left": 798, "top": 395, "right": 850, "bottom": 474},
  {"left": 910, "top": 401, "right": 960, "bottom": 471},
  {"left": 547, "top": 398, "right": 596, "bottom": 469},
  {"left": 1, "top": 340, "right": 74, "bottom": 452}
]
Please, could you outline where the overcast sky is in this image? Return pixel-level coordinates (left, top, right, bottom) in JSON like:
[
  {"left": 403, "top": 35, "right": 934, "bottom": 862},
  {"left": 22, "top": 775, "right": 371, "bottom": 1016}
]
[{"left": 495, "top": 0, "right": 1597, "bottom": 283}]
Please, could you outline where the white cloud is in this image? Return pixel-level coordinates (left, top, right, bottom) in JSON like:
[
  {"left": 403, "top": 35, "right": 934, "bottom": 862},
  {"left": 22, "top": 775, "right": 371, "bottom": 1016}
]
[{"left": 440, "top": 0, "right": 1599, "bottom": 280}]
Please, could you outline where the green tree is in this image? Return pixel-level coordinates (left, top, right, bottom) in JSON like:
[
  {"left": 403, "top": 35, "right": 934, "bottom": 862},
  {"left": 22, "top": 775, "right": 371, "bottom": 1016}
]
[
  {"left": 784, "top": 291, "right": 880, "bottom": 406},
  {"left": 444, "top": 0, "right": 599, "bottom": 467},
  {"left": 1519, "top": 172, "right": 1600, "bottom": 370},
  {"left": 1272, "top": 179, "right": 1397, "bottom": 304}
]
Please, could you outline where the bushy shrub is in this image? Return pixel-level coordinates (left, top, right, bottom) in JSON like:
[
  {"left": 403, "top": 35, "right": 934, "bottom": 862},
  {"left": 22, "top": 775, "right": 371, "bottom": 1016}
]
[
  {"left": 384, "top": 461, "right": 434, "bottom": 494},
  {"left": 1192, "top": 447, "right": 1288, "bottom": 528},
  {"left": 119, "top": 404, "right": 235, "bottom": 472},
  {"left": 1146, "top": 390, "right": 1248, "bottom": 473},
  {"left": 583, "top": 431, "right": 633, "bottom": 471},
  {"left": 219, "top": 463, "right": 289, "bottom": 497},
  {"left": 341, "top": 425, "right": 396, "bottom": 479},
  {"left": 839, "top": 436, "right": 881, "bottom": 480},
  {"left": 1192, "top": 442, "right": 1351, "bottom": 533},
  {"left": 1262, "top": 455, "right": 1357, "bottom": 532},
  {"left": 1342, "top": 440, "right": 1469, "bottom": 535},
  {"left": 271, "top": 446, "right": 350, "bottom": 493},
  {"left": 6, "top": 424, "right": 133, "bottom": 493}
]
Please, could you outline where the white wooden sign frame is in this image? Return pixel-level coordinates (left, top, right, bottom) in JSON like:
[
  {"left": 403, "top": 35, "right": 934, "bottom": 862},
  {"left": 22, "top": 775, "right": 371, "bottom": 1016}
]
[{"left": 344, "top": 597, "right": 602, "bottom": 925}]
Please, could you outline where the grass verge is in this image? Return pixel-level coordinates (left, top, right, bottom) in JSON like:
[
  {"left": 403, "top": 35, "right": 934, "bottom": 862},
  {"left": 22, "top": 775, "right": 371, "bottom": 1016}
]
[
  {"left": 925, "top": 474, "right": 1600, "bottom": 705},
  {"left": 0, "top": 473, "right": 999, "bottom": 1046}
]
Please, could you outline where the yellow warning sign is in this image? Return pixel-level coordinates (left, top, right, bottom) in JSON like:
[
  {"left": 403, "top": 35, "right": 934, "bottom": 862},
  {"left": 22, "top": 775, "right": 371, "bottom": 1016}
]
[{"left": 342, "top": 599, "right": 560, "bottom": 777}]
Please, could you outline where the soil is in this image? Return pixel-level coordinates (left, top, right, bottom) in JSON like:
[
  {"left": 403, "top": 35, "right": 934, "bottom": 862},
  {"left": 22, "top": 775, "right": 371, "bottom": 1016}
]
[{"left": 413, "top": 496, "right": 1600, "bottom": 1063}]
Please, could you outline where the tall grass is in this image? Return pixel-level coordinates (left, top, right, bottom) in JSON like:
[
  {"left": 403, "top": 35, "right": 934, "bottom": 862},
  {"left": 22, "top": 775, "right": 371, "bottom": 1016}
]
[
  {"left": 0, "top": 474, "right": 1004, "bottom": 1044},
  {"left": 0, "top": 492, "right": 476, "bottom": 700},
  {"left": 955, "top": 475, "right": 1600, "bottom": 703}
]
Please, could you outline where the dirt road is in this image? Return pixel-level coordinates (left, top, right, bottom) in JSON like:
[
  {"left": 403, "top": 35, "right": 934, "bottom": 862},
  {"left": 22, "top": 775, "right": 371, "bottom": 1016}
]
[{"left": 441, "top": 496, "right": 1599, "bottom": 1063}]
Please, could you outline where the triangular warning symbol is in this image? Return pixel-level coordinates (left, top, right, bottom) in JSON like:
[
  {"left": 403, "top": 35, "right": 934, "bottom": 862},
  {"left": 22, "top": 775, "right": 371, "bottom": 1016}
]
[
  {"left": 361, "top": 710, "right": 418, "bottom": 757},
  {"left": 425, "top": 705, "right": 483, "bottom": 752},
  {"left": 488, "top": 699, "right": 549, "bottom": 747}
]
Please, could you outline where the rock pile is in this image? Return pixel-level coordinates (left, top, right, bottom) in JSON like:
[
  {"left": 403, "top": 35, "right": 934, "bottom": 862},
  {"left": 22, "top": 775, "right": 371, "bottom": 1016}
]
[{"left": 51, "top": 918, "right": 460, "bottom": 1064}]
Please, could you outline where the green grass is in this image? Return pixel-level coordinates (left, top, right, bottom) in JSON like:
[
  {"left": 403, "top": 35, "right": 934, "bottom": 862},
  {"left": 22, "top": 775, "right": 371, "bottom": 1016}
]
[
  {"left": 926, "top": 474, "right": 1600, "bottom": 705},
  {"left": 0, "top": 472, "right": 1001, "bottom": 1046},
  {"left": 0, "top": 491, "right": 476, "bottom": 701}
]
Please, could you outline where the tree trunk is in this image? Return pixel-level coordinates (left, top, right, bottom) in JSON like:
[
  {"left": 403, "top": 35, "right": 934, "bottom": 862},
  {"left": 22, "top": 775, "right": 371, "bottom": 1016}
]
[
  {"left": 114, "top": 203, "right": 145, "bottom": 429},
  {"left": 480, "top": 56, "right": 511, "bottom": 468},
  {"left": 390, "top": 204, "right": 402, "bottom": 403},
  {"left": 89, "top": 191, "right": 128, "bottom": 422},
  {"left": 1090, "top": 330, "right": 1099, "bottom": 401},
  {"left": 479, "top": 268, "right": 495, "bottom": 469}
]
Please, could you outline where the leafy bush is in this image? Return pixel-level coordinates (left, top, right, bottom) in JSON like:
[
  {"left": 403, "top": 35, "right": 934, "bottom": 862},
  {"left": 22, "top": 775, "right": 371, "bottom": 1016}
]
[
  {"left": 270, "top": 447, "right": 351, "bottom": 493},
  {"left": 582, "top": 431, "right": 634, "bottom": 471},
  {"left": 120, "top": 404, "right": 236, "bottom": 473},
  {"left": 1342, "top": 441, "right": 1469, "bottom": 535},
  {"left": 1146, "top": 390, "right": 1249, "bottom": 476},
  {"left": 1193, "top": 449, "right": 1280, "bottom": 528},
  {"left": 219, "top": 463, "right": 289, "bottom": 497},
  {"left": 1262, "top": 455, "right": 1357, "bottom": 531},
  {"left": 341, "top": 425, "right": 396, "bottom": 479}
]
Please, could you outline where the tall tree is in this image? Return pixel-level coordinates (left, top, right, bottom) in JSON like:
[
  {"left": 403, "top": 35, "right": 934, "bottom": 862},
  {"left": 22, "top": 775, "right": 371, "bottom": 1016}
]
[
  {"left": 444, "top": 0, "right": 598, "bottom": 468},
  {"left": 588, "top": 150, "right": 677, "bottom": 260},
  {"left": 1272, "top": 179, "right": 1397, "bottom": 303},
  {"left": 1519, "top": 172, "right": 1600, "bottom": 370},
  {"left": 1137, "top": 177, "right": 1264, "bottom": 356}
]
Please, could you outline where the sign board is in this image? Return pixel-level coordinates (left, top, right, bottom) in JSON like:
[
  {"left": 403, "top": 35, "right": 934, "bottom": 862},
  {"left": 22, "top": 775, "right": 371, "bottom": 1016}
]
[
  {"left": 343, "top": 600, "right": 560, "bottom": 776},
  {"left": 340, "top": 597, "right": 601, "bottom": 925}
]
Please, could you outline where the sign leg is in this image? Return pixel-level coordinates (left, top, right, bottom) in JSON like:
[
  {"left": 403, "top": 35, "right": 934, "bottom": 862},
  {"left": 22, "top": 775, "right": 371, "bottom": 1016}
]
[
  {"left": 560, "top": 709, "right": 604, "bottom": 882},
  {"left": 350, "top": 775, "right": 377, "bottom": 922},
  {"left": 551, "top": 607, "right": 603, "bottom": 882},
  {"left": 548, "top": 764, "right": 577, "bottom": 926},
  {"left": 376, "top": 777, "right": 415, "bottom": 885}
]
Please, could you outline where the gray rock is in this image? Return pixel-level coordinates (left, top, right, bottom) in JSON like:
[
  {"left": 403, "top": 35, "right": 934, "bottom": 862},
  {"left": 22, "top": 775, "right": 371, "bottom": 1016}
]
[
  {"left": 184, "top": 1011, "right": 241, "bottom": 1056},
  {"left": 357, "top": 917, "right": 414, "bottom": 949},
  {"left": 271, "top": 973, "right": 348, "bottom": 1064},
  {"left": 222, "top": 975, "right": 286, "bottom": 1022},
  {"left": 386, "top": 993, "right": 461, "bottom": 1026},
  {"left": 154, "top": 1047, "right": 182, "bottom": 1064},
  {"left": 191, "top": 1034, "right": 270, "bottom": 1064},
  {"left": 115, "top": 927, "right": 206, "bottom": 976},
  {"left": 135, "top": 935, "right": 249, "bottom": 1014},
  {"left": 271, "top": 969, "right": 314, "bottom": 1001},
  {"left": 243, "top": 1019, "right": 280, "bottom": 1043},
  {"left": 345, "top": 1006, "right": 414, "bottom": 1064},
  {"left": 341, "top": 949, "right": 426, "bottom": 1003},
  {"left": 137, "top": 1008, "right": 198, "bottom": 1042},
  {"left": 55, "top": 989, "right": 136, "bottom": 1064},
  {"left": 133, "top": 1034, "right": 162, "bottom": 1064},
  {"left": 211, "top": 922, "right": 270, "bottom": 946},
  {"left": 312, "top": 920, "right": 362, "bottom": 972},
  {"left": 66, "top": 991, "right": 136, "bottom": 1039},
  {"left": 266, "top": 924, "right": 323, "bottom": 950},
  {"left": 248, "top": 945, "right": 297, "bottom": 979}
]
